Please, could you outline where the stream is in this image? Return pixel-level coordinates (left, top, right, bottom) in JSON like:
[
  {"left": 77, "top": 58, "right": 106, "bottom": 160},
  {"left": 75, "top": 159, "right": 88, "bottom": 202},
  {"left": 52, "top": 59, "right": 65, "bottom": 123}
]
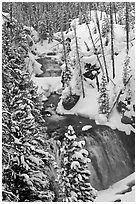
[
  {"left": 42, "top": 92, "right": 135, "bottom": 191},
  {"left": 37, "top": 56, "right": 135, "bottom": 191}
]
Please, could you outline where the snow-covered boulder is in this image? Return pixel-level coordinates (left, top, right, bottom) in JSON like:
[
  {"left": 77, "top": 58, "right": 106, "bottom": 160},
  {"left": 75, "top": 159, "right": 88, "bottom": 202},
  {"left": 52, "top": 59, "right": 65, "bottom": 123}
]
[
  {"left": 95, "top": 114, "right": 108, "bottom": 125},
  {"left": 82, "top": 125, "right": 92, "bottom": 131}
]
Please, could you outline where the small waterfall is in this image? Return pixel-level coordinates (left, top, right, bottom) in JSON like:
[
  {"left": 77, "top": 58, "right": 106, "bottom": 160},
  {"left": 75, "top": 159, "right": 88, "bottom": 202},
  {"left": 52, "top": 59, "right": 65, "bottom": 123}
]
[
  {"left": 43, "top": 97, "right": 134, "bottom": 191},
  {"left": 82, "top": 125, "right": 135, "bottom": 190}
]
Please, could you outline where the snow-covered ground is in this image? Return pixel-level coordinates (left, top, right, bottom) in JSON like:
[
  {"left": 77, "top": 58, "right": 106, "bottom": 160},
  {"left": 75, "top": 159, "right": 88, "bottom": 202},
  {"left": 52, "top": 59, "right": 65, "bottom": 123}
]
[
  {"left": 56, "top": 45, "right": 135, "bottom": 135},
  {"left": 26, "top": 10, "right": 135, "bottom": 135},
  {"left": 25, "top": 10, "right": 135, "bottom": 137},
  {"left": 56, "top": 11, "right": 135, "bottom": 136},
  {"left": 95, "top": 173, "right": 135, "bottom": 202}
]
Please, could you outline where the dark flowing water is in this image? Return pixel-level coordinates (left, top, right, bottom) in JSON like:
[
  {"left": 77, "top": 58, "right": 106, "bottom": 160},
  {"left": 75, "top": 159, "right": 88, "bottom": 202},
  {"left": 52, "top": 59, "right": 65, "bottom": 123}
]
[
  {"left": 82, "top": 126, "right": 135, "bottom": 190},
  {"left": 43, "top": 104, "right": 135, "bottom": 190}
]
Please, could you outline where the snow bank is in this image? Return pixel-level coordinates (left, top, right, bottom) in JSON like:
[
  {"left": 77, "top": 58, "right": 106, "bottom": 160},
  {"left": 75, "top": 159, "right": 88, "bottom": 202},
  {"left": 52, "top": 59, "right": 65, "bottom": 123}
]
[
  {"left": 113, "top": 24, "right": 135, "bottom": 43},
  {"left": 95, "top": 173, "right": 135, "bottom": 202},
  {"left": 57, "top": 83, "right": 99, "bottom": 119},
  {"left": 66, "top": 15, "right": 135, "bottom": 58},
  {"left": 107, "top": 109, "right": 135, "bottom": 135},
  {"left": 25, "top": 52, "right": 43, "bottom": 76}
]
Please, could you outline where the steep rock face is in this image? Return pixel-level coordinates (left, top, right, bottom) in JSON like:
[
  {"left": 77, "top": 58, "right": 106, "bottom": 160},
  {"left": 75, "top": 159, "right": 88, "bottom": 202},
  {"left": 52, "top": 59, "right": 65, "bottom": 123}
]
[{"left": 82, "top": 126, "right": 134, "bottom": 190}]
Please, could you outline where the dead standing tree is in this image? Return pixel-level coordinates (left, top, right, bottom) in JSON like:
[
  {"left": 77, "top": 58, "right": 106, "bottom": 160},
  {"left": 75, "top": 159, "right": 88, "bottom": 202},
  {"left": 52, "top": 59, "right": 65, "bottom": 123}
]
[
  {"left": 110, "top": 2, "right": 115, "bottom": 79},
  {"left": 95, "top": 7, "right": 109, "bottom": 83},
  {"left": 73, "top": 24, "right": 85, "bottom": 98},
  {"left": 61, "top": 24, "right": 69, "bottom": 88}
]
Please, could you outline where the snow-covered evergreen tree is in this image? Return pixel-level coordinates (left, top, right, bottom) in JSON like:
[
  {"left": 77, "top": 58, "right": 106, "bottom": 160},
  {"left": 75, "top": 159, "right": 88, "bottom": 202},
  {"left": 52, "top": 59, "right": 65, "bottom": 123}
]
[
  {"left": 2, "top": 24, "right": 56, "bottom": 202},
  {"left": 61, "top": 62, "right": 72, "bottom": 89},
  {"left": 38, "top": 21, "right": 47, "bottom": 45},
  {"left": 69, "top": 26, "right": 85, "bottom": 97},
  {"left": 120, "top": 54, "right": 132, "bottom": 110},
  {"left": 98, "top": 73, "right": 110, "bottom": 116},
  {"left": 123, "top": 54, "right": 131, "bottom": 86},
  {"left": 60, "top": 125, "right": 97, "bottom": 202},
  {"left": 117, "top": 3, "right": 135, "bottom": 30},
  {"left": 101, "top": 17, "right": 110, "bottom": 38},
  {"left": 61, "top": 30, "right": 72, "bottom": 89},
  {"left": 61, "top": 26, "right": 85, "bottom": 108}
]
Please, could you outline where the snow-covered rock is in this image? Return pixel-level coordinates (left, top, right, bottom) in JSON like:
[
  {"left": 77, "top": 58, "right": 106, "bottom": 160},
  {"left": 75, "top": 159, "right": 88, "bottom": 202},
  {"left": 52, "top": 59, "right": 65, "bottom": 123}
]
[
  {"left": 95, "top": 114, "right": 108, "bottom": 125},
  {"left": 82, "top": 125, "right": 92, "bottom": 131},
  {"left": 95, "top": 173, "right": 135, "bottom": 202}
]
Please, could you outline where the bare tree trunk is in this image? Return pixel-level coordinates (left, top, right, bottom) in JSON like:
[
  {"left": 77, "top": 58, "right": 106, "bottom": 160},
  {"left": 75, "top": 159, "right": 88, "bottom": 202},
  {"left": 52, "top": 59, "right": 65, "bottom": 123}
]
[
  {"left": 73, "top": 26, "right": 85, "bottom": 98},
  {"left": 110, "top": 2, "right": 115, "bottom": 79},
  {"left": 79, "top": 5, "right": 82, "bottom": 25},
  {"left": 89, "top": 3, "right": 92, "bottom": 21},
  {"left": 95, "top": 8, "right": 109, "bottom": 82},
  {"left": 95, "top": 75, "right": 99, "bottom": 91},
  {"left": 61, "top": 26, "right": 68, "bottom": 88},
  {"left": 100, "top": 3, "right": 103, "bottom": 20},
  {"left": 113, "top": 2, "right": 117, "bottom": 24}
]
